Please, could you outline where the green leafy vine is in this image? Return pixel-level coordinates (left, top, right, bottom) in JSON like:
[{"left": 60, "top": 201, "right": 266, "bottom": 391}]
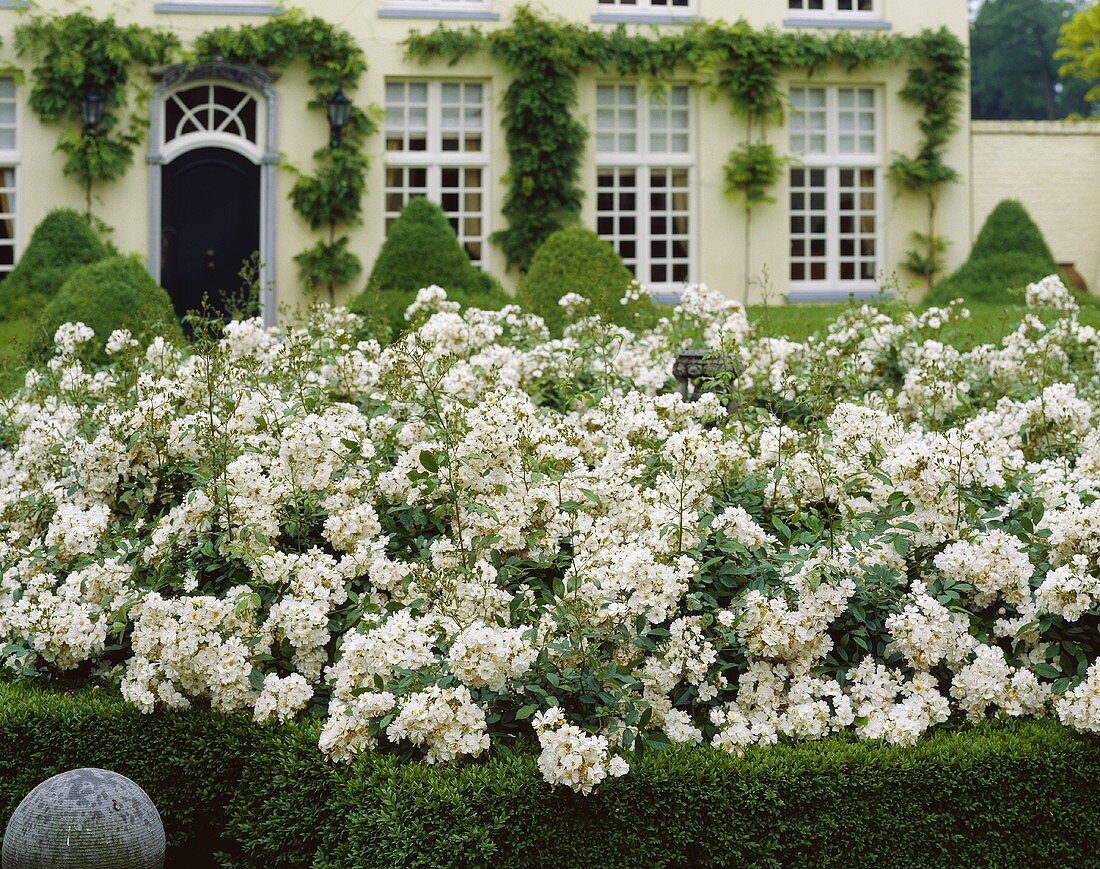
[
  {"left": 193, "top": 10, "right": 377, "bottom": 300},
  {"left": 888, "top": 29, "right": 968, "bottom": 289},
  {"left": 15, "top": 9, "right": 375, "bottom": 300},
  {"left": 13, "top": 12, "right": 179, "bottom": 219},
  {"left": 406, "top": 6, "right": 967, "bottom": 285}
]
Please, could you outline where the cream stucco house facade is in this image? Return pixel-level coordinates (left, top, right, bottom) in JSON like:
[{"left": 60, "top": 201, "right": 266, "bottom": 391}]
[{"left": 0, "top": 0, "right": 978, "bottom": 322}]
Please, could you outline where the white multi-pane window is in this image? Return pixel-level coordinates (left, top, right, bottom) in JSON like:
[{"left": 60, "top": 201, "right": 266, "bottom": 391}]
[
  {"left": 788, "top": 0, "right": 879, "bottom": 16},
  {"left": 384, "top": 80, "right": 487, "bottom": 265},
  {"left": 597, "top": 0, "right": 693, "bottom": 13},
  {"left": 0, "top": 77, "right": 17, "bottom": 283},
  {"left": 596, "top": 83, "right": 693, "bottom": 290},
  {"left": 788, "top": 86, "right": 881, "bottom": 289}
]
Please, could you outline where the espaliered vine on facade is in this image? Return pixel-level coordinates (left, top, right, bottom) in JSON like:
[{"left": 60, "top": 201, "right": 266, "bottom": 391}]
[
  {"left": 193, "top": 11, "right": 377, "bottom": 300},
  {"left": 406, "top": 6, "right": 967, "bottom": 283},
  {"left": 888, "top": 30, "right": 968, "bottom": 289},
  {"left": 14, "top": 10, "right": 376, "bottom": 299},
  {"left": 407, "top": 11, "right": 591, "bottom": 270},
  {"left": 13, "top": 13, "right": 179, "bottom": 220}
]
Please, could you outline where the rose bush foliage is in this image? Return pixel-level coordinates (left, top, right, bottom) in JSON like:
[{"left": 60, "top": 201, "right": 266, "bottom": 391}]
[{"left": 3, "top": 275, "right": 1100, "bottom": 794}]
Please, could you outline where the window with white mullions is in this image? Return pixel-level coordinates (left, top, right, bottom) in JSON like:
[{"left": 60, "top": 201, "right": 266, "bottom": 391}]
[
  {"left": 596, "top": 83, "right": 693, "bottom": 291},
  {"left": 384, "top": 166, "right": 429, "bottom": 217},
  {"left": 0, "top": 167, "right": 15, "bottom": 282},
  {"left": 158, "top": 0, "right": 276, "bottom": 8},
  {"left": 384, "top": 80, "right": 487, "bottom": 265},
  {"left": 597, "top": 0, "right": 692, "bottom": 12},
  {"left": 788, "top": 0, "right": 879, "bottom": 16},
  {"left": 788, "top": 86, "right": 881, "bottom": 291},
  {"left": 0, "top": 77, "right": 18, "bottom": 283},
  {"left": 789, "top": 167, "right": 828, "bottom": 283},
  {"left": 837, "top": 167, "right": 879, "bottom": 282}
]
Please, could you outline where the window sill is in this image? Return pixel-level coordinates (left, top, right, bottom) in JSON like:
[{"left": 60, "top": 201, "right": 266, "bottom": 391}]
[
  {"left": 591, "top": 13, "right": 702, "bottom": 25},
  {"left": 378, "top": 8, "right": 501, "bottom": 21},
  {"left": 154, "top": 3, "right": 281, "bottom": 14},
  {"left": 786, "top": 288, "right": 892, "bottom": 302},
  {"left": 650, "top": 289, "right": 685, "bottom": 306},
  {"left": 783, "top": 17, "right": 892, "bottom": 30}
]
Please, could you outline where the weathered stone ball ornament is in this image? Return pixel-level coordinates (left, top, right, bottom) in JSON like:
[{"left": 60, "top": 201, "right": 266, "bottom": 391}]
[{"left": 2, "top": 768, "right": 165, "bottom": 869}]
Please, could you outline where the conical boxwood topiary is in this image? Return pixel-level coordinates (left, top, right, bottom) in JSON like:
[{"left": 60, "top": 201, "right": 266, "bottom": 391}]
[
  {"left": 38, "top": 255, "right": 183, "bottom": 364},
  {"left": 0, "top": 208, "right": 110, "bottom": 321},
  {"left": 925, "top": 200, "right": 1060, "bottom": 306},
  {"left": 351, "top": 197, "right": 499, "bottom": 301},
  {"left": 967, "top": 200, "right": 1059, "bottom": 263},
  {"left": 354, "top": 279, "right": 514, "bottom": 345},
  {"left": 517, "top": 225, "right": 655, "bottom": 336}
]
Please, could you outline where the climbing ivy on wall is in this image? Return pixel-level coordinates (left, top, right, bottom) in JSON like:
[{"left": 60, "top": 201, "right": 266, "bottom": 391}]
[
  {"left": 12, "top": 6, "right": 965, "bottom": 298},
  {"left": 406, "top": 11, "right": 590, "bottom": 270},
  {"left": 888, "top": 30, "right": 968, "bottom": 290},
  {"left": 13, "top": 13, "right": 179, "bottom": 219},
  {"left": 193, "top": 10, "right": 377, "bottom": 300},
  {"left": 406, "top": 6, "right": 968, "bottom": 284},
  {"left": 14, "top": 9, "right": 375, "bottom": 301}
]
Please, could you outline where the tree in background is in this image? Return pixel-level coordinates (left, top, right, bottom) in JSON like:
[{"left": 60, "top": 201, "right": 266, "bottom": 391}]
[
  {"left": 1057, "top": 3, "right": 1100, "bottom": 106},
  {"left": 970, "top": 0, "right": 1093, "bottom": 120}
]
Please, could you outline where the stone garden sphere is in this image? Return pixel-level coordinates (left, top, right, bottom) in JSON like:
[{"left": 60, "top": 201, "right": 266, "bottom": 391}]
[{"left": 2, "top": 768, "right": 165, "bottom": 869}]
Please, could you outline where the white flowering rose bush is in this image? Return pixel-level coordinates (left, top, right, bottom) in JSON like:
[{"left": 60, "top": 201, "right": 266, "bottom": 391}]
[{"left": 3, "top": 276, "right": 1100, "bottom": 794}]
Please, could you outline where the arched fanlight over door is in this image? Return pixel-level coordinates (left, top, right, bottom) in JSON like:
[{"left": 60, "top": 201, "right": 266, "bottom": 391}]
[
  {"left": 161, "top": 81, "right": 262, "bottom": 164},
  {"left": 166, "top": 83, "right": 259, "bottom": 145}
]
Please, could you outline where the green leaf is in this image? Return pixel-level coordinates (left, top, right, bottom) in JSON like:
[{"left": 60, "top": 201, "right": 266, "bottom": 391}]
[
  {"left": 515, "top": 703, "right": 539, "bottom": 720},
  {"left": 579, "top": 488, "right": 602, "bottom": 505}
]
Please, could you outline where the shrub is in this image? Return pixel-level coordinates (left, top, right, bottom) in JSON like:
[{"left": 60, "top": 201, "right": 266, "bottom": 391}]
[
  {"left": 0, "top": 208, "right": 110, "bottom": 321},
  {"left": 926, "top": 252, "right": 1066, "bottom": 308},
  {"left": 8, "top": 287, "right": 1100, "bottom": 808},
  {"left": 517, "top": 226, "right": 655, "bottom": 336},
  {"left": 356, "top": 280, "right": 516, "bottom": 342},
  {"left": 0, "top": 681, "right": 258, "bottom": 866},
  {"left": 968, "top": 200, "right": 1059, "bottom": 263},
  {"left": 38, "top": 255, "right": 183, "bottom": 363},
  {"left": 3, "top": 680, "right": 1100, "bottom": 869},
  {"left": 350, "top": 197, "right": 500, "bottom": 306},
  {"left": 926, "top": 200, "right": 1059, "bottom": 306},
  {"left": 307, "top": 722, "right": 1100, "bottom": 869}
]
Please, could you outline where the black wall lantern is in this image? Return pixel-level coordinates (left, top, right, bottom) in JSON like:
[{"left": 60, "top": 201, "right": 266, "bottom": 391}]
[
  {"left": 81, "top": 84, "right": 107, "bottom": 134},
  {"left": 326, "top": 85, "right": 351, "bottom": 146}
]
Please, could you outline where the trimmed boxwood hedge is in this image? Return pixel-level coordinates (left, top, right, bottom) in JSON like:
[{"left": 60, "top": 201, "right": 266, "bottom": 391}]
[
  {"left": 2, "top": 680, "right": 1100, "bottom": 868},
  {"left": 351, "top": 197, "right": 501, "bottom": 300},
  {"left": 0, "top": 681, "right": 256, "bottom": 867},
  {"left": 37, "top": 255, "right": 184, "bottom": 364},
  {"left": 517, "top": 225, "right": 654, "bottom": 337},
  {"left": 0, "top": 208, "right": 111, "bottom": 322},
  {"left": 925, "top": 200, "right": 1061, "bottom": 307}
]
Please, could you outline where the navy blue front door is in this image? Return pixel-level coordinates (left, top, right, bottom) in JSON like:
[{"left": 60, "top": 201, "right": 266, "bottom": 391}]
[{"left": 161, "top": 147, "right": 260, "bottom": 320}]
